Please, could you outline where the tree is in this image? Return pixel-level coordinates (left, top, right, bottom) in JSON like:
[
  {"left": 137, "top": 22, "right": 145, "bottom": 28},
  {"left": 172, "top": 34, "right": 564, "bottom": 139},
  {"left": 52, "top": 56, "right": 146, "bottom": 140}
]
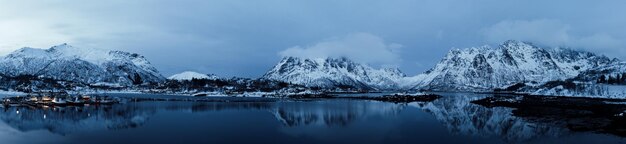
[
  {"left": 609, "top": 75, "right": 617, "bottom": 84},
  {"left": 598, "top": 75, "right": 606, "bottom": 83}
]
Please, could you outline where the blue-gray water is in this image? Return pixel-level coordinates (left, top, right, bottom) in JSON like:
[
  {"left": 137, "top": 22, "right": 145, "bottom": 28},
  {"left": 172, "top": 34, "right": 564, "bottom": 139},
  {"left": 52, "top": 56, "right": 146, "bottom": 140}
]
[{"left": 0, "top": 93, "right": 625, "bottom": 144}]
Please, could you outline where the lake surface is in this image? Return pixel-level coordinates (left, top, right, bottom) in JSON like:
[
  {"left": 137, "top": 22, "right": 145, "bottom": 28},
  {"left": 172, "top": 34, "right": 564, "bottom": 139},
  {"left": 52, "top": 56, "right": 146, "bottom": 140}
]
[{"left": 1, "top": 93, "right": 625, "bottom": 144}]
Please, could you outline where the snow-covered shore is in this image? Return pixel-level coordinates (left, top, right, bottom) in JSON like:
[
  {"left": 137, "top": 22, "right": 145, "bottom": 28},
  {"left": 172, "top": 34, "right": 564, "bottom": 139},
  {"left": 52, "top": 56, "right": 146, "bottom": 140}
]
[
  {"left": 0, "top": 90, "right": 26, "bottom": 97},
  {"left": 526, "top": 84, "right": 626, "bottom": 99}
]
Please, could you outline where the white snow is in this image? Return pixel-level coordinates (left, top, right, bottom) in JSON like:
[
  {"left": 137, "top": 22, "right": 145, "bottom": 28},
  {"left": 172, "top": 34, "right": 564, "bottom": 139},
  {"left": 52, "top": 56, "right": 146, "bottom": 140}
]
[
  {"left": 406, "top": 40, "right": 616, "bottom": 92},
  {"left": 530, "top": 84, "right": 626, "bottom": 99},
  {"left": 168, "top": 71, "right": 218, "bottom": 81},
  {"left": 90, "top": 82, "right": 124, "bottom": 88},
  {"left": 387, "top": 92, "right": 428, "bottom": 96},
  {"left": 0, "top": 44, "right": 165, "bottom": 85},
  {"left": 263, "top": 57, "right": 405, "bottom": 90},
  {"left": 0, "top": 90, "right": 26, "bottom": 97},
  {"left": 49, "top": 44, "right": 112, "bottom": 65},
  {"left": 262, "top": 41, "right": 617, "bottom": 93}
]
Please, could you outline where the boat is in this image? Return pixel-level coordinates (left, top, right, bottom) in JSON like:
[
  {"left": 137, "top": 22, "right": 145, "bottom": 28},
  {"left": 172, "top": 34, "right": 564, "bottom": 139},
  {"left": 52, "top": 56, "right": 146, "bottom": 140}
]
[
  {"left": 66, "top": 96, "right": 84, "bottom": 105},
  {"left": 27, "top": 96, "right": 38, "bottom": 103},
  {"left": 3, "top": 96, "right": 26, "bottom": 107},
  {"left": 2, "top": 98, "right": 10, "bottom": 106},
  {"left": 81, "top": 95, "right": 91, "bottom": 102},
  {"left": 193, "top": 93, "right": 208, "bottom": 97},
  {"left": 98, "top": 96, "right": 120, "bottom": 105},
  {"left": 41, "top": 96, "right": 53, "bottom": 103},
  {"left": 51, "top": 96, "right": 68, "bottom": 105}
]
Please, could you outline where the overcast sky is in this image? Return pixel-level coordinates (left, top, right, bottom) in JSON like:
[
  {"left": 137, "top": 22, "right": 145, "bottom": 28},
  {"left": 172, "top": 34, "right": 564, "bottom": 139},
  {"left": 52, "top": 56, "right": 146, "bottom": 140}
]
[{"left": 1, "top": 0, "right": 625, "bottom": 77}]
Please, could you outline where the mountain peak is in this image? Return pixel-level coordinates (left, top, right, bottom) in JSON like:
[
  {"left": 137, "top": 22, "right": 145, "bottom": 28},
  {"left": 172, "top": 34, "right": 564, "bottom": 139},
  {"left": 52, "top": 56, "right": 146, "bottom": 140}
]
[
  {"left": 281, "top": 56, "right": 353, "bottom": 63},
  {"left": 53, "top": 43, "right": 69, "bottom": 47},
  {"left": 48, "top": 43, "right": 71, "bottom": 50},
  {"left": 502, "top": 40, "right": 520, "bottom": 44},
  {"left": 168, "top": 71, "right": 218, "bottom": 81},
  {"left": 500, "top": 40, "right": 537, "bottom": 50},
  {"left": 382, "top": 67, "right": 406, "bottom": 77},
  {"left": 501, "top": 40, "right": 531, "bottom": 45},
  {"left": 47, "top": 43, "right": 77, "bottom": 54},
  {"left": 46, "top": 43, "right": 109, "bottom": 57},
  {"left": 264, "top": 56, "right": 405, "bottom": 90}
]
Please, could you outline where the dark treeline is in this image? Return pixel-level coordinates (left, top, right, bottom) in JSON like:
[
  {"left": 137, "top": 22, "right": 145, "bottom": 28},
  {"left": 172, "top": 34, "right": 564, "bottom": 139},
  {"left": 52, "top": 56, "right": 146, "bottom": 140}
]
[
  {"left": 152, "top": 78, "right": 303, "bottom": 93},
  {"left": 0, "top": 74, "right": 308, "bottom": 94},
  {"left": 0, "top": 74, "right": 80, "bottom": 92},
  {"left": 597, "top": 73, "right": 626, "bottom": 85}
]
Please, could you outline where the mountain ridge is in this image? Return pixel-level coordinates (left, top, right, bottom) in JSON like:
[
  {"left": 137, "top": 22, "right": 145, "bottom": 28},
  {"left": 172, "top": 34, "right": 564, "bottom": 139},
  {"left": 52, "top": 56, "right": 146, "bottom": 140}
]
[
  {"left": 0, "top": 44, "right": 165, "bottom": 86},
  {"left": 1, "top": 41, "right": 621, "bottom": 94},
  {"left": 407, "top": 40, "right": 618, "bottom": 92},
  {"left": 262, "top": 56, "right": 405, "bottom": 90},
  {"left": 168, "top": 71, "right": 219, "bottom": 81}
]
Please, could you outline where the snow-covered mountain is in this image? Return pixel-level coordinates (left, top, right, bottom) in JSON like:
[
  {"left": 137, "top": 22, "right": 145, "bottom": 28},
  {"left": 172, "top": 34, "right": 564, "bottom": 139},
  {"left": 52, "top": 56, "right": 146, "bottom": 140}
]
[
  {"left": 263, "top": 57, "right": 406, "bottom": 90},
  {"left": 408, "top": 40, "right": 617, "bottom": 92},
  {"left": 168, "top": 71, "right": 218, "bottom": 81},
  {"left": 0, "top": 44, "right": 165, "bottom": 86}
]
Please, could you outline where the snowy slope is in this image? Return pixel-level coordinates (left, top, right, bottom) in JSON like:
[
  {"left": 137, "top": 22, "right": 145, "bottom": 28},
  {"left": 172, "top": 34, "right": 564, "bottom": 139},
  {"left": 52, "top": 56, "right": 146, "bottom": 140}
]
[
  {"left": 408, "top": 40, "right": 617, "bottom": 92},
  {"left": 573, "top": 62, "right": 626, "bottom": 83},
  {"left": 168, "top": 71, "right": 218, "bottom": 81},
  {"left": 510, "top": 62, "right": 626, "bottom": 98},
  {"left": 263, "top": 57, "right": 405, "bottom": 90},
  {"left": 529, "top": 83, "right": 626, "bottom": 99},
  {"left": 0, "top": 44, "right": 165, "bottom": 86}
]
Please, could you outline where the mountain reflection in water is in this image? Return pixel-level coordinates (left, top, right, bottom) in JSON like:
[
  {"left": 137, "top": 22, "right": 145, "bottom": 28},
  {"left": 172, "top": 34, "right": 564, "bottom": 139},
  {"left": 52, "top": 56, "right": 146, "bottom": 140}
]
[
  {"left": 411, "top": 93, "right": 567, "bottom": 142},
  {"left": 0, "top": 94, "right": 624, "bottom": 144},
  {"left": 0, "top": 100, "right": 405, "bottom": 135}
]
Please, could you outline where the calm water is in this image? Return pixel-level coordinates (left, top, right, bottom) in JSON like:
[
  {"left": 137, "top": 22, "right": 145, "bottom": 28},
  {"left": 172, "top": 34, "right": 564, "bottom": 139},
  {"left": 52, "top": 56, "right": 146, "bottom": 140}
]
[{"left": 1, "top": 93, "right": 625, "bottom": 144}]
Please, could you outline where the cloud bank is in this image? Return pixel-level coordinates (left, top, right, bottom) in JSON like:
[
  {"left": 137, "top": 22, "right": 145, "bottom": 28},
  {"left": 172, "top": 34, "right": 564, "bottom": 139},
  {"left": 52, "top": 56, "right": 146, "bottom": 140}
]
[
  {"left": 482, "top": 19, "right": 624, "bottom": 58},
  {"left": 2, "top": 0, "right": 626, "bottom": 76},
  {"left": 279, "top": 33, "right": 402, "bottom": 66},
  {"left": 482, "top": 19, "right": 571, "bottom": 47}
]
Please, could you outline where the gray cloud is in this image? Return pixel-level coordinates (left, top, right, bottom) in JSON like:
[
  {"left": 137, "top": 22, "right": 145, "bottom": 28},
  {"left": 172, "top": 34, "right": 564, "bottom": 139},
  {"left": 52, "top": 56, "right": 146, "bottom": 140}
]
[
  {"left": 482, "top": 19, "right": 624, "bottom": 58},
  {"left": 1, "top": 0, "right": 625, "bottom": 77},
  {"left": 279, "top": 33, "right": 402, "bottom": 66},
  {"left": 482, "top": 19, "right": 571, "bottom": 47},
  {"left": 574, "top": 33, "right": 625, "bottom": 58}
]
